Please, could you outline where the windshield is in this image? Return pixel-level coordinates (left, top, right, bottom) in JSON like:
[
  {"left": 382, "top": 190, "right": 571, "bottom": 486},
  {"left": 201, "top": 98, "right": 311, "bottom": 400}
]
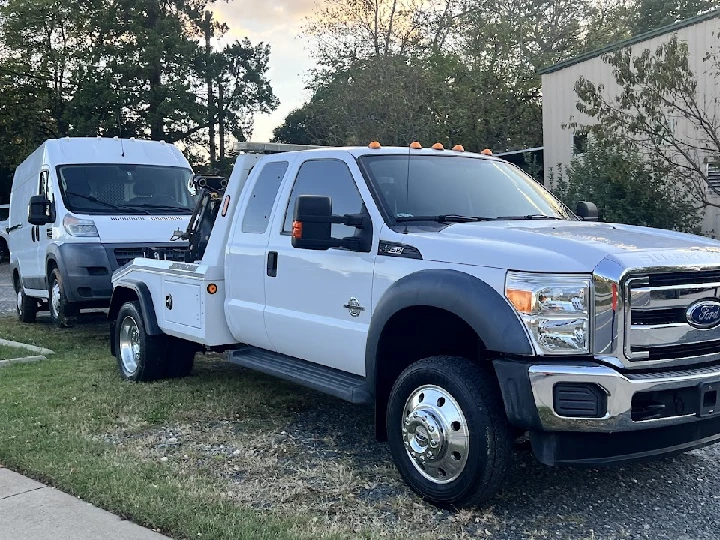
[
  {"left": 358, "top": 155, "right": 574, "bottom": 222},
  {"left": 57, "top": 164, "right": 196, "bottom": 215}
]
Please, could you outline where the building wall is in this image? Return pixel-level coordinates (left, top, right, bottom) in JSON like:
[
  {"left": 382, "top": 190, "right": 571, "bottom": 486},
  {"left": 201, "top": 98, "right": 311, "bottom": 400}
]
[{"left": 542, "top": 15, "right": 720, "bottom": 235}]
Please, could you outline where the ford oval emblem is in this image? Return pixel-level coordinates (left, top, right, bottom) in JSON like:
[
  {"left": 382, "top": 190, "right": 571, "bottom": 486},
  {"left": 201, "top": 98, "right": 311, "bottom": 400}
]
[{"left": 686, "top": 300, "right": 720, "bottom": 329}]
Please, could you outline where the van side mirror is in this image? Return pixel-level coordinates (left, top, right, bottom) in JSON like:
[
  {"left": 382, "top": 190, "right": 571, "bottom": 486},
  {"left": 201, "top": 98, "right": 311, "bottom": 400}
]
[
  {"left": 576, "top": 201, "right": 598, "bottom": 222},
  {"left": 291, "top": 195, "right": 372, "bottom": 252},
  {"left": 28, "top": 195, "right": 54, "bottom": 225}
]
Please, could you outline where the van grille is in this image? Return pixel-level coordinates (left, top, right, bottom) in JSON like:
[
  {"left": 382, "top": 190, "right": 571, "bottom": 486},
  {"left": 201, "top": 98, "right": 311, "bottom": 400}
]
[{"left": 114, "top": 248, "right": 145, "bottom": 268}]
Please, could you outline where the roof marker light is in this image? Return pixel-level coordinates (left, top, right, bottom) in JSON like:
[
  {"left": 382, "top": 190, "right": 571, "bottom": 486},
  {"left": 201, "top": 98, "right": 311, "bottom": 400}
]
[
  {"left": 432, "top": 143, "right": 444, "bottom": 150},
  {"left": 452, "top": 145, "right": 465, "bottom": 152},
  {"left": 368, "top": 141, "right": 381, "bottom": 149},
  {"left": 410, "top": 141, "right": 422, "bottom": 149},
  {"left": 482, "top": 148, "right": 493, "bottom": 155}
]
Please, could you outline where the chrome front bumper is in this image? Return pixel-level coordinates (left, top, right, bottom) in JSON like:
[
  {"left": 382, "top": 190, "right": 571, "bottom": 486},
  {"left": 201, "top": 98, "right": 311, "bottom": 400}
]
[{"left": 529, "top": 362, "right": 720, "bottom": 432}]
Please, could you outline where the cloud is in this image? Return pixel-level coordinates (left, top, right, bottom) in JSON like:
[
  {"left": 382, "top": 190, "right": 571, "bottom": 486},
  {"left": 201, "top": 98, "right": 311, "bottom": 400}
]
[{"left": 211, "top": 0, "right": 318, "bottom": 141}]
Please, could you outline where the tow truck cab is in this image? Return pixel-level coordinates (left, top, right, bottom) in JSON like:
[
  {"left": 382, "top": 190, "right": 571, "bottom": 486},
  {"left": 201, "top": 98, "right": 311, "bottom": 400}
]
[{"left": 109, "top": 141, "right": 720, "bottom": 507}]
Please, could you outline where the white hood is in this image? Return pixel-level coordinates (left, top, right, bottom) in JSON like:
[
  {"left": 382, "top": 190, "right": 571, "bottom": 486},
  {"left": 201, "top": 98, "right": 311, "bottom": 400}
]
[
  {"left": 405, "top": 221, "right": 720, "bottom": 273},
  {"left": 89, "top": 214, "right": 190, "bottom": 244}
]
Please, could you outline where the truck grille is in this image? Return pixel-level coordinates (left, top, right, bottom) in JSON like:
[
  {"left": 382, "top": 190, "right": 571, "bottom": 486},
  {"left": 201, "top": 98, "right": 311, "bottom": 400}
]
[{"left": 625, "top": 271, "right": 720, "bottom": 364}]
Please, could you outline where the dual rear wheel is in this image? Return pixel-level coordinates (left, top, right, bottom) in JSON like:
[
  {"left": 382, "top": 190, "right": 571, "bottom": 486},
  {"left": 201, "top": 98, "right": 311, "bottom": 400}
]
[{"left": 115, "top": 301, "right": 196, "bottom": 381}]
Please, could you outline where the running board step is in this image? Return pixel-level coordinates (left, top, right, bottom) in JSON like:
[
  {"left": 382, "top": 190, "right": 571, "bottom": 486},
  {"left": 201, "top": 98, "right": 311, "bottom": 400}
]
[{"left": 228, "top": 348, "right": 372, "bottom": 404}]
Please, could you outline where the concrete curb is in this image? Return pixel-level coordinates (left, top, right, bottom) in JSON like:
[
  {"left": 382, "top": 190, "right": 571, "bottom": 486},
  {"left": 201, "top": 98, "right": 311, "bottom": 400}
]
[
  {"left": 0, "top": 355, "right": 47, "bottom": 367},
  {"left": 0, "top": 338, "right": 54, "bottom": 356}
]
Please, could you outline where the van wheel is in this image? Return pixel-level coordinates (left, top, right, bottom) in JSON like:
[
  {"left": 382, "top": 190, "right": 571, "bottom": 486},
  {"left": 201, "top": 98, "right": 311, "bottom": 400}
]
[
  {"left": 386, "top": 356, "right": 513, "bottom": 508},
  {"left": 16, "top": 284, "right": 38, "bottom": 323},
  {"left": 115, "top": 301, "right": 167, "bottom": 382},
  {"left": 49, "top": 269, "right": 78, "bottom": 328}
]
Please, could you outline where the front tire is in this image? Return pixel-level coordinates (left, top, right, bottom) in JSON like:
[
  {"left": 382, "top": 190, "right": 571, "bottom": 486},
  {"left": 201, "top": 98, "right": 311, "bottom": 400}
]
[
  {"left": 115, "top": 301, "right": 167, "bottom": 382},
  {"left": 387, "top": 356, "right": 513, "bottom": 508},
  {"left": 15, "top": 282, "right": 38, "bottom": 324},
  {"left": 49, "top": 268, "right": 78, "bottom": 328}
]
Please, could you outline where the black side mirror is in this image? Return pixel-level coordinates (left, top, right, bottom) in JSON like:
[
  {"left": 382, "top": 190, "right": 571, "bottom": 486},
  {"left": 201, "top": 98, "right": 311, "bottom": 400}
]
[
  {"left": 576, "top": 201, "right": 598, "bottom": 222},
  {"left": 28, "top": 195, "right": 54, "bottom": 225},
  {"left": 291, "top": 195, "right": 372, "bottom": 252}
]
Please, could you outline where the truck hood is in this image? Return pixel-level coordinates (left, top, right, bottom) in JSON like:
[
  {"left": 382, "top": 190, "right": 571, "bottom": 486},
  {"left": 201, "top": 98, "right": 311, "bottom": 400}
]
[
  {"left": 89, "top": 214, "right": 190, "bottom": 244},
  {"left": 406, "top": 221, "right": 720, "bottom": 272}
]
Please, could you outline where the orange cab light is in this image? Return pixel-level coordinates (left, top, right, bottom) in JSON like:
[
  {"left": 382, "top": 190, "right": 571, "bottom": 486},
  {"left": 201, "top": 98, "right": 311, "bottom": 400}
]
[
  {"left": 506, "top": 289, "right": 533, "bottom": 314},
  {"left": 452, "top": 144, "right": 465, "bottom": 152},
  {"left": 432, "top": 143, "right": 444, "bottom": 150},
  {"left": 410, "top": 141, "right": 422, "bottom": 149},
  {"left": 207, "top": 283, "right": 218, "bottom": 295},
  {"left": 482, "top": 148, "right": 493, "bottom": 155},
  {"left": 368, "top": 141, "right": 381, "bottom": 149},
  {"left": 292, "top": 220, "right": 303, "bottom": 239}
]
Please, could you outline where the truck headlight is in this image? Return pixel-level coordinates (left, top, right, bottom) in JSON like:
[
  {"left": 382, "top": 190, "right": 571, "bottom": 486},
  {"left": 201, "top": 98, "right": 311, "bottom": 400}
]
[
  {"left": 63, "top": 214, "right": 99, "bottom": 237},
  {"left": 505, "top": 272, "right": 591, "bottom": 355}
]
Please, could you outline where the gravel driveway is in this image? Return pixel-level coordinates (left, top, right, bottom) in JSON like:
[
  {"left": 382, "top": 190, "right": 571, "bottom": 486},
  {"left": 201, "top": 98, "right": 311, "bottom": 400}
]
[{"left": 0, "top": 263, "right": 14, "bottom": 314}]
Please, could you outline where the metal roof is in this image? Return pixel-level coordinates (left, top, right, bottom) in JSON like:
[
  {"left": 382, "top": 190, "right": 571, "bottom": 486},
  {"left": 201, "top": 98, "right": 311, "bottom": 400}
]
[{"left": 538, "top": 8, "right": 720, "bottom": 75}]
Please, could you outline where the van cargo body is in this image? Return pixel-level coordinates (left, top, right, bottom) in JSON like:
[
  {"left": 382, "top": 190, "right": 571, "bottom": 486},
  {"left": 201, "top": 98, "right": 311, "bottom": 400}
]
[{"left": 8, "top": 137, "right": 196, "bottom": 326}]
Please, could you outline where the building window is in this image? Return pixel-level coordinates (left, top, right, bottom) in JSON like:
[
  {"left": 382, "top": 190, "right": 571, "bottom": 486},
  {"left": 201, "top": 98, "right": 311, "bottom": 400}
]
[{"left": 573, "top": 133, "right": 588, "bottom": 155}]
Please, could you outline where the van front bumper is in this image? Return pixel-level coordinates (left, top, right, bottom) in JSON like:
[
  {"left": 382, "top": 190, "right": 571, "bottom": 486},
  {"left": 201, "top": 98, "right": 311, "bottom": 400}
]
[{"left": 494, "top": 359, "right": 720, "bottom": 465}]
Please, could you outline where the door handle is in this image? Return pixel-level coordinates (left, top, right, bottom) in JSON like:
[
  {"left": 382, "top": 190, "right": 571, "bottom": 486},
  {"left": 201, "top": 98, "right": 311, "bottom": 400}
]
[{"left": 267, "top": 251, "right": 278, "bottom": 277}]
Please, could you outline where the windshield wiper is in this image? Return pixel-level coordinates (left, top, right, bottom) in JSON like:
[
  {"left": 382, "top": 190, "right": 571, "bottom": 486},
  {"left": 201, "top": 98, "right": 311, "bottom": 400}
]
[
  {"left": 66, "top": 193, "right": 150, "bottom": 214},
  {"left": 128, "top": 204, "right": 193, "bottom": 214},
  {"left": 395, "top": 214, "right": 496, "bottom": 223},
  {"left": 496, "top": 214, "right": 562, "bottom": 221}
]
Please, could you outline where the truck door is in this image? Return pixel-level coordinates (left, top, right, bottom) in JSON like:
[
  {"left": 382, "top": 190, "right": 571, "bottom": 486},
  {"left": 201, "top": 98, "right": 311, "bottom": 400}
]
[
  {"left": 225, "top": 158, "right": 292, "bottom": 350},
  {"left": 263, "top": 156, "right": 379, "bottom": 376}
]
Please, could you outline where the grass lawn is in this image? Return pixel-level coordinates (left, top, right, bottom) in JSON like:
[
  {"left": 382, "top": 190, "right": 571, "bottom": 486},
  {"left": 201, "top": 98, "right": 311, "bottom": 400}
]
[
  {"left": 1, "top": 314, "right": 501, "bottom": 540},
  {"left": 0, "top": 343, "right": 30, "bottom": 359}
]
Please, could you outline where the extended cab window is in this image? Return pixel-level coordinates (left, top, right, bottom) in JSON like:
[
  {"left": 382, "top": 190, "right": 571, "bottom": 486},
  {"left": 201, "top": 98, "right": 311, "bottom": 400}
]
[
  {"left": 283, "top": 159, "right": 364, "bottom": 239},
  {"left": 242, "top": 161, "right": 289, "bottom": 233}
]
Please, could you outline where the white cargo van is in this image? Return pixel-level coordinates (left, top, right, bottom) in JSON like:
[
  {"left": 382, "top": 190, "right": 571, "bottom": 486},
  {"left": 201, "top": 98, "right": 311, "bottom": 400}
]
[
  {"left": 0, "top": 203, "right": 9, "bottom": 262},
  {"left": 8, "top": 137, "right": 196, "bottom": 327}
]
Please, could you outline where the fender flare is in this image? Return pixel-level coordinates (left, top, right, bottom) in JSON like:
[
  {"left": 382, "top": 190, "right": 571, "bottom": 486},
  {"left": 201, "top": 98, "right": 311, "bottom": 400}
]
[
  {"left": 45, "top": 243, "right": 65, "bottom": 284},
  {"left": 108, "top": 279, "right": 162, "bottom": 336},
  {"left": 365, "top": 269, "right": 534, "bottom": 393}
]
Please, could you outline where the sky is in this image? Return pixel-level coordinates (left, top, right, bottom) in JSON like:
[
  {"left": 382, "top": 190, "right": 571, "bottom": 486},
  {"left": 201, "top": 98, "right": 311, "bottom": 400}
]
[{"left": 212, "top": 0, "right": 318, "bottom": 142}]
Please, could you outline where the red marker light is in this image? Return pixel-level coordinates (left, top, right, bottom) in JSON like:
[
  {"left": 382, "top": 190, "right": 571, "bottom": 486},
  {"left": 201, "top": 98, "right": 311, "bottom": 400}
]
[{"left": 612, "top": 283, "right": 618, "bottom": 311}]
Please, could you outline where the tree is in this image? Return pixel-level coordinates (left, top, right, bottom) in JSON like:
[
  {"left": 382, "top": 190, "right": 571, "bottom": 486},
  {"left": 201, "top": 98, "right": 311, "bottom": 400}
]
[
  {"left": 628, "top": 0, "right": 719, "bottom": 34},
  {"left": 553, "top": 136, "right": 701, "bottom": 232},
  {"left": 573, "top": 35, "right": 720, "bottom": 214}
]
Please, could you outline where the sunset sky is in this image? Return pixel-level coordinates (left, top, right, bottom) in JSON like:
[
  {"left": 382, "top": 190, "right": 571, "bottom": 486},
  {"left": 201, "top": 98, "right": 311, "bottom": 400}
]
[{"left": 212, "top": 0, "right": 318, "bottom": 142}]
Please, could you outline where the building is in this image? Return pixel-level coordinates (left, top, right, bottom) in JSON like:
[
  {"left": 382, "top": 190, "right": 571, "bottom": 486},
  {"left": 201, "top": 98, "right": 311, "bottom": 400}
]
[{"left": 540, "top": 9, "right": 720, "bottom": 233}]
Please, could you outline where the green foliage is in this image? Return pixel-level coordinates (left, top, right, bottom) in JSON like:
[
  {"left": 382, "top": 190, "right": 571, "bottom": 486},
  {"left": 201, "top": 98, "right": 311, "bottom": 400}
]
[
  {"left": 552, "top": 137, "right": 701, "bottom": 233},
  {"left": 0, "top": 0, "right": 278, "bottom": 196},
  {"left": 573, "top": 34, "right": 720, "bottom": 215},
  {"left": 628, "top": 0, "right": 720, "bottom": 34}
]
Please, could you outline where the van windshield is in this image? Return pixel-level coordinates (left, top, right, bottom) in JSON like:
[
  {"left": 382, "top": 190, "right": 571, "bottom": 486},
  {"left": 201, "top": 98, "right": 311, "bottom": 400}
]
[
  {"left": 57, "top": 164, "right": 196, "bottom": 215},
  {"left": 358, "top": 155, "right": 573, "bottom": 222}
]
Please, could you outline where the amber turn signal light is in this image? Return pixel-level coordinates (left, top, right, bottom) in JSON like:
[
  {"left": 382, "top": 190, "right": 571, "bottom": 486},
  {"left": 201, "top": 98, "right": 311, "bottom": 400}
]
[
  {"left": 207, "top": 284, "right": 218, "bottom": 295},
  {"left": 292, "top": 221, "right": 303, "bottom": 239},
  {"left": 506, "top": 289, "right": 533, "bottom": 314}
]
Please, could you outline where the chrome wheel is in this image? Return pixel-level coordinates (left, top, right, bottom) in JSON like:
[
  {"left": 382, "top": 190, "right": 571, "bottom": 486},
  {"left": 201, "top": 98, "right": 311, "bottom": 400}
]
[
  {"left": 402, "top": 384, "right": 469, "bottom": 484},
  {"left": 51, "top": 281, "right": 61, "bottom": 318},
  {"left": 119, "top": 316, "right": 141, "bottom": 375}
]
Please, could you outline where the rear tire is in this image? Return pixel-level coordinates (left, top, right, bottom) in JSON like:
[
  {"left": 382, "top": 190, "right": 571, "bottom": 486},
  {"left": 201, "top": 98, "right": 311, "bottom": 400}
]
[
  {"left": 15, "top": 281, "right": 38, "bottom": 324},
  {"left": 49, "top": 268, "right": 78, "bottom": 328},
  {"left": 114, "top": 301, "right": 167, "bottom": 382},
  {"left": 386, "top": 356, "right": 513, "bottom": 508}
]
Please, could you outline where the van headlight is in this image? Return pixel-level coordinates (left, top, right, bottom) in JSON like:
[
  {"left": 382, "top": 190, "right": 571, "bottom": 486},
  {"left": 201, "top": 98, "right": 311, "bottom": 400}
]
[
  {"left": 505, "top": 272, "right": 591, "bottom": 355},
  {"left": 63, "top": 214, "right": 99, "bottom": 237}
]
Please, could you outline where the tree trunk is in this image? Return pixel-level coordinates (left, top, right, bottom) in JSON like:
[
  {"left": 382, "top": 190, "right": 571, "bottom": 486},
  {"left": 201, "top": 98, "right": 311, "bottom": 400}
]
[
  {"left": 218, "top": 81, "right": 225, "bottom": 161},
  {"left": 205, "top": 11, "right": 216, "bottom": 167}
]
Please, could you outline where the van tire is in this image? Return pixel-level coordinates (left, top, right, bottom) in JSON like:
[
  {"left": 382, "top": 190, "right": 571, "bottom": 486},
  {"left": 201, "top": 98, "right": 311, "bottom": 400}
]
[
  {"left": 386, "top": 356, "right": 513, "bottom": 508},
  {"left": 114, "top": 301, "right": 167, "bottom": 382},
  {"left": 49, "top": 268, "right": 78, "bottom": 328},
  {"left": 165, "top": 337, "right": 195, "bottom": 379},
  {"left": 16, "top": 285, "right": 38, "bottom": 324}
]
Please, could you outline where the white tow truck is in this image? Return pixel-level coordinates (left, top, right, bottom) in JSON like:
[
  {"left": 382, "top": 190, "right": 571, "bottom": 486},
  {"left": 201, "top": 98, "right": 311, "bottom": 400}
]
[{"left": 109, "top": 141, "right": 720, "bottom": 507}]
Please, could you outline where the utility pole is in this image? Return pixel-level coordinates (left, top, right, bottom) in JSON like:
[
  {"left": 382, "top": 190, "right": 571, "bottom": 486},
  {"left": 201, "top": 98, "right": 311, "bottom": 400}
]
[
  {"left": 218, "top": 80, "right": 225, "bottom": 164},
  {"left": 204, "top": 10, "right": 216, "bottom": 167}
]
